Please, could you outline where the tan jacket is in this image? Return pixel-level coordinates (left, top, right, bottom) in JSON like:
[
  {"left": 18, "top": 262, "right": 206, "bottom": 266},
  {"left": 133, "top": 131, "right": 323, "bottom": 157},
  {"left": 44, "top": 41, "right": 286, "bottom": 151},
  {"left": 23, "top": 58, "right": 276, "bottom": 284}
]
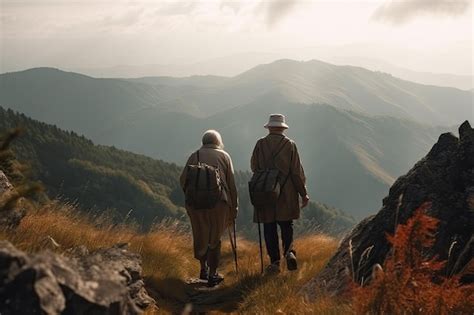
[
  {"left": 251, "top": 133, "right": 307, "bottom": 223},
  {"left": 180, "top": 144, "right": 238, "bottom": 219}
]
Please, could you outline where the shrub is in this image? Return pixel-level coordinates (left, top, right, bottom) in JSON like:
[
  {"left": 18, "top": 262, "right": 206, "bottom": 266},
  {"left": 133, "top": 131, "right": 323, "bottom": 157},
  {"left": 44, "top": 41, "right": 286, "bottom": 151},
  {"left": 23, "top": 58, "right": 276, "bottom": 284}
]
[{"left": 352, "top": 203, "right": 474, "bottom": 315}]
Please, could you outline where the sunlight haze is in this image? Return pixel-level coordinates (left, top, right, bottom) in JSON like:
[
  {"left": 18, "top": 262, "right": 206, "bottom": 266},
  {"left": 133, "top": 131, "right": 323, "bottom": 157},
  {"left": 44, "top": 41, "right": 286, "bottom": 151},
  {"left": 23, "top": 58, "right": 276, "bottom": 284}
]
[{"left": 1, "top": 0, "right": 472, "bottom": 76}]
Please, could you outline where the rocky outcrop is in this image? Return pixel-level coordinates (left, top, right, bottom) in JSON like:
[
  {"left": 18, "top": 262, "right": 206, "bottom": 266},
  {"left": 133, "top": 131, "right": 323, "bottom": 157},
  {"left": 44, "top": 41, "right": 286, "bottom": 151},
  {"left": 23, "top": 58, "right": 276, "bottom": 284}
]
[
  {"left": 0, "top": 241, "right": 155, "bottom": 314},
  {"left": 0, "top": 171, "right": 26, "bottom": 228},
  {"left": 0, "top": 171, "right": 13, "bottom": 193},
  {"left": 303, "top": 120, "right": 474, "bottom": 299}
]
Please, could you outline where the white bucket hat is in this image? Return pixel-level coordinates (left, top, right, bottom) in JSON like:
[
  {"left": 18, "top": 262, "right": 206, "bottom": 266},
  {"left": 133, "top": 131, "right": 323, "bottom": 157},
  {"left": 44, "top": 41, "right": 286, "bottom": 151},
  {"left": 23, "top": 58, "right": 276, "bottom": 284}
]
[{"left": 264, "top": 113, "right": 289, "bottom": 129}]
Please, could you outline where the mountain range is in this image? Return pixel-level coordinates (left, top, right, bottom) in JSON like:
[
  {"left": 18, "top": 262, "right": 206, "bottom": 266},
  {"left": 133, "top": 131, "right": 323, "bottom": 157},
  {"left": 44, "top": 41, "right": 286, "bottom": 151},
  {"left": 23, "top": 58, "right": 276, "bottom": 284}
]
[
  {"left": 70, "top": 51, "right": 473, "bottom": 90},
  {"left": 0, "top": 59, "right": 470, "bottom": 218}
]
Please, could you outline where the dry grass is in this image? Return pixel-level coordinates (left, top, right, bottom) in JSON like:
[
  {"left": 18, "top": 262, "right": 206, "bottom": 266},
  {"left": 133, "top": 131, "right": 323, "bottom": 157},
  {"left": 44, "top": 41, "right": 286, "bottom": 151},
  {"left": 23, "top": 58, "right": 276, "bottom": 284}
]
[{"left": 0, "top": 201, "right": 348, "bottom": 314}]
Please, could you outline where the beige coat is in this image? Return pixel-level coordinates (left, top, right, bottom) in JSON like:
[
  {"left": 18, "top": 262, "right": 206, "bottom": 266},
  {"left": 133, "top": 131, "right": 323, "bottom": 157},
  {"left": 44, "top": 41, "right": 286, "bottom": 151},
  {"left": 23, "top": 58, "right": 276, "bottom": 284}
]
[
  {"left": 180, "top": 144, "right": 238, "bottom": 259},
  {"left": 251, "top": 133, "right": 307, "bottom": 223}
]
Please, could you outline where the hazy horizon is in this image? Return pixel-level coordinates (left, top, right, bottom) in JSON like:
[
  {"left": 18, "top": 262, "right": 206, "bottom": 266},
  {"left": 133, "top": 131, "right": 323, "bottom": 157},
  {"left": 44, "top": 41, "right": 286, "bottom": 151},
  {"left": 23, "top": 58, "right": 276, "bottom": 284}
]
[{"left": 1, "top": 0, "right": 473, "bottom": 77}]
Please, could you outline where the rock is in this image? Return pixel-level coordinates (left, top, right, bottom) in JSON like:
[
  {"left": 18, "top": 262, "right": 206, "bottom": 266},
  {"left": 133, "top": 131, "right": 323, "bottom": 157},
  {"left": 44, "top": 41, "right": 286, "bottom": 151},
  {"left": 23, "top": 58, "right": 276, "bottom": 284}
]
[
  {"left": 0, "top": 171, "right": 13, "bottom": 194},
  {"left": 302, "top": 120, "right": 474, "bottom": 299},
  {"left": 0, "top": 170, "right": 26, "bottom": 228},
  {"left": 0, "top": 207, "right": 26, "bottom": 229},
  {"left": 0, "top": 241, "right": 155, "bottom": 314}
]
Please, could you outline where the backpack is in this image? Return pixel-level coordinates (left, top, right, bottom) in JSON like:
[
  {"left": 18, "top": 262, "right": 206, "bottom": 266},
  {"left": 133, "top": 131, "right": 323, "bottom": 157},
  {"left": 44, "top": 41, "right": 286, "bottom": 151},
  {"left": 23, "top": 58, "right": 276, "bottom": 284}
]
[
  {"left": 183, "top": 150, "right": 225, "bottom": 210},
  {"left": 249, "top": 137, "right": 291, "bottom": 207}
]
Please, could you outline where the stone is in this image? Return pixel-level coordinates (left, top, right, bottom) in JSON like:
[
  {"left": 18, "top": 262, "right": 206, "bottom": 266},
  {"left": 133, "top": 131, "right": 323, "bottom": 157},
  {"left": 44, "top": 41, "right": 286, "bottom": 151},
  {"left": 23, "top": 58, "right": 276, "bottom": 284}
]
[
  {"left": 0, "top": 171, "right": 13, "bottom": 194},
  {"left": 0, "top": 241, "right": 155, "bottom": 314},
  {"left": 302, "top": 120, "right": 474, "bottom": 299},
  {"left": 0, "top": 170, "right": 26, "bottom": 228}
]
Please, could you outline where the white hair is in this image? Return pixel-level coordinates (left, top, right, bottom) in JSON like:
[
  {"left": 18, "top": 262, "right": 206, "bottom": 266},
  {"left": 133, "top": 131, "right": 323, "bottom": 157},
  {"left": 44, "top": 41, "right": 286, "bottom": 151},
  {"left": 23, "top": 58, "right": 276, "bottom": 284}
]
[{"left": 202, "top": 130, "right": 224, "bottom": 149}]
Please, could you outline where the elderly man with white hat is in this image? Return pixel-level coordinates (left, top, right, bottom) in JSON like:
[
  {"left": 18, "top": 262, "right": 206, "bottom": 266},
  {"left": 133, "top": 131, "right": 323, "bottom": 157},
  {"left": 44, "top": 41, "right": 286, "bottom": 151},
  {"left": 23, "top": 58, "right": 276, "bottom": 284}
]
[{"left": 250, "top": 114, "right": 309, "bottom": 273}]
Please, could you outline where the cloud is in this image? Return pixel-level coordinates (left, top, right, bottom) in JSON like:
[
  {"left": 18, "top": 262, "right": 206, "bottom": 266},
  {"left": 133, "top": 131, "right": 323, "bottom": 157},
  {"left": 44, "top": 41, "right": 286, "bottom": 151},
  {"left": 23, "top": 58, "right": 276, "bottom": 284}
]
[
  {"left": 225, "top": 0, "right": 299, "bottom": 28},
  {"left": 264, "top": 0, "right": 299, "bottom": 28},
  {"left": 372, "top": 0, "right": 472, "bottom": 24}
]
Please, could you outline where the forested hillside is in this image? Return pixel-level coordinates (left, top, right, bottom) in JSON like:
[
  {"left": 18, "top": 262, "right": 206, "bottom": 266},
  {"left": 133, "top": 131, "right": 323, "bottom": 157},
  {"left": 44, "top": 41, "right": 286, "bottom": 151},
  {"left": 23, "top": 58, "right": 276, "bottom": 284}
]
[
  {"left": 0, "top": 107, "right": 185, "bottom": 227},
  {"left": 0, "top": 107, "right": 354, "bottom": 234}
]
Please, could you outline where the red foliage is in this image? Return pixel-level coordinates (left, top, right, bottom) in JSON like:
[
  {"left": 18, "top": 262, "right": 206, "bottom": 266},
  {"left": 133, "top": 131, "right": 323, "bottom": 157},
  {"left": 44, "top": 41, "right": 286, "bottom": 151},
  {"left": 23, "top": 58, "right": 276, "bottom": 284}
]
[{"left": 352, "top": 203, "right": 474, "bottom": 315}]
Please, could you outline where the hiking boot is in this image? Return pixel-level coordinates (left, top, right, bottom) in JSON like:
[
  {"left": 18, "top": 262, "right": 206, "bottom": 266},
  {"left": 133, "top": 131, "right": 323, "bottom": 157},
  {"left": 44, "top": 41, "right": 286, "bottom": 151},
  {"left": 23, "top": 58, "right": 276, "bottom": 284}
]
[
  {"left": 207, "top": 272, "right": 224, "bottom": 287},
  {"left": 286, "top": 252, "right": 297, "bottom": 271},
  {"left": 199, "top": 267, "right": 209, "bottom": 281},
  {"left": 264, "top": 261, "right": 281, "bottom": 275}
]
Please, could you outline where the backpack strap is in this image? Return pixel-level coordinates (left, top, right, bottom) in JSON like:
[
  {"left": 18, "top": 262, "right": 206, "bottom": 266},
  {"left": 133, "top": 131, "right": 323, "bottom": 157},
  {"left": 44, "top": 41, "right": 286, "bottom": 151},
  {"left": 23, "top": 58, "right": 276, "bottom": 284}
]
[
  {"left": 278, "top": 142, "right": 295, "bottom": 197},
  {"left": 206, "top": 165, "right": 211, "bottom": 190},
  {"left": 262, "top": 136, "right": 288, "bottom": 169},
  {"left": 273, "top": 138, "right": 290, "bottom": 160},
  {"left": 194, "top": 150, "right": 201, "bottom": 189}
]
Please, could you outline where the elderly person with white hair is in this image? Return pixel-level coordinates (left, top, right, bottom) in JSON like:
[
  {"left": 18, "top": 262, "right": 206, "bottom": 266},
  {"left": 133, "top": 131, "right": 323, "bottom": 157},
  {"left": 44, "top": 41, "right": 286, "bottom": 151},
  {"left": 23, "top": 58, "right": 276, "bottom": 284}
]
[{"left": 180, "top": 130, "right": 238, "bottom": 287}]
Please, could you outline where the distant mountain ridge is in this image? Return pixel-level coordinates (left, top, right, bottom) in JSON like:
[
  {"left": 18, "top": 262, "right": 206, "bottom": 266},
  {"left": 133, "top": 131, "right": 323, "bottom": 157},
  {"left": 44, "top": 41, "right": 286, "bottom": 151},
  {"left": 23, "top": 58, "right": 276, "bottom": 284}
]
[
  {"left": 2, "top": 60, "right": 472, "bottom": 125},
  {"left": 69, "top": 52, "right": 473, "bottom": 90}
]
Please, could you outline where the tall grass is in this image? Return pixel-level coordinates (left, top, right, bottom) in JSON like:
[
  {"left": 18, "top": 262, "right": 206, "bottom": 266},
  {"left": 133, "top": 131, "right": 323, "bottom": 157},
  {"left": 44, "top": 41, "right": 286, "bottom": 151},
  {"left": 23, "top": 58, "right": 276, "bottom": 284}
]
[
  {"left": 0, "top": 201, "right": 343, "bottom": 314},
  {"left": 2, "top": 201, "right": 472, "bottom": 314}
]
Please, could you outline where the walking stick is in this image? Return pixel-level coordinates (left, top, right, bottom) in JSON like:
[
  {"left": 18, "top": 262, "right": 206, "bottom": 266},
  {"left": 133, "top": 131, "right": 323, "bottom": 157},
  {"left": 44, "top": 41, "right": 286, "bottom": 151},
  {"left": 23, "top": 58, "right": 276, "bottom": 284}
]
[
  {"left": 228, "top": 221, "right": 239, "bottom": 274},
  {"left": 233, "top": 220, "right": 238, "bottom": 273},
  {"left": 256, "top": 210, "right": 264, "bottom": 274}
]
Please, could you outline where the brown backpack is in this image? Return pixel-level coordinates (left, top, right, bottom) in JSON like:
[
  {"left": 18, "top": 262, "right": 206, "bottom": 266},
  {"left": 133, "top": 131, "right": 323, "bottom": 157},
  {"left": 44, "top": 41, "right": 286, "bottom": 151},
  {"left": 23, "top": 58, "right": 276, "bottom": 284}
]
[
  {"left": 249, "top": 137, "right": 291, "bottom": 207},
  {"left": 184, "top": 150, "right": 225, "bottom": 210}
]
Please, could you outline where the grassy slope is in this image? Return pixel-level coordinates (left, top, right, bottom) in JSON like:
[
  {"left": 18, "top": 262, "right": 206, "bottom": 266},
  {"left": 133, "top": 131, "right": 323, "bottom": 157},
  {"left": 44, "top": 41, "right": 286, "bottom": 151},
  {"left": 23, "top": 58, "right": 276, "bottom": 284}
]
[{"left": 0, "top": 202, "right": 348, "bottom": 314}]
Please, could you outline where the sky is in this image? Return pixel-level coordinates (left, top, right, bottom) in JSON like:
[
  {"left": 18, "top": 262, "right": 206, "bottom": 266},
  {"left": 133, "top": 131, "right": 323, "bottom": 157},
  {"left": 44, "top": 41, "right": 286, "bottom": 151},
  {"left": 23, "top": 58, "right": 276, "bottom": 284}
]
[{"left": 0, "top": 0, "right": 473, "bottom": 76}]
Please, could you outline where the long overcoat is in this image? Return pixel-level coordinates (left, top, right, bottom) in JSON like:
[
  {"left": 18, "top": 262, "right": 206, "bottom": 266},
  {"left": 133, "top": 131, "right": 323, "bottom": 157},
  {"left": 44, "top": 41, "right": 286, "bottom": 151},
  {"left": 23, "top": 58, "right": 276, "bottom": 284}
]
[
  {"left": 251, "top": 133, "right": 307, "bottom": 223},
  {"left": 180, "top": 144, "right": 238, "bottom": 259}
]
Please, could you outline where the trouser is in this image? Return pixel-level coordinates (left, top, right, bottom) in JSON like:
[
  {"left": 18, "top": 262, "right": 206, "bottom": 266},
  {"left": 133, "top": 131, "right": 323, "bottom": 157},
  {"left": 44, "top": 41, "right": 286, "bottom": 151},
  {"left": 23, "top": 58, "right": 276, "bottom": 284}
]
[{"left": 263, "top": 220, "right": 294, "bottom": 264}]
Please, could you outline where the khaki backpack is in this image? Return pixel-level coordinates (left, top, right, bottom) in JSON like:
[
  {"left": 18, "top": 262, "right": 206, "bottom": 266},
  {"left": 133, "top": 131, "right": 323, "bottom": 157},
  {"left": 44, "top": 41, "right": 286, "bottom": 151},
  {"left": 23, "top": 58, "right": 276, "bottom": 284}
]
[
  {"left": 249, "top": 137, "right": 291, "bottom": 207},
  {"left": 183, "top": 150, "right": 225, "bottom": 210}
]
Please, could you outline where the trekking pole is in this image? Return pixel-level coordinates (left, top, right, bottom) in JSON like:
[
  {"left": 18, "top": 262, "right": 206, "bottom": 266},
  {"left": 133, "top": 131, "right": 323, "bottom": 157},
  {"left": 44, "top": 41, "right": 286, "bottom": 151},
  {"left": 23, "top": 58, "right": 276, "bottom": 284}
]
[
  {"left": 233, "top": 220, "right": 239, "bottom": 274},
  {"left": 256, "top": 211, "right": 264, "bottom": 274},
  {"left": 228, "top": 221, "right": 239, "bottom": 274}
]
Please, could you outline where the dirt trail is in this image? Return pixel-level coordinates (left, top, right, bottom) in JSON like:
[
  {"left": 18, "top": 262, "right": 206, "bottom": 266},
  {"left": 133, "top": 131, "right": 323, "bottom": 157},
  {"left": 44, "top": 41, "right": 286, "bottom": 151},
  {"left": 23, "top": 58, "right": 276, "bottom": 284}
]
[
  {"left": 146, "top": 272, "right": 268, "bottom": 313},
  {"left": 143, "top": 235, "right": 338, "bottom": 313}
]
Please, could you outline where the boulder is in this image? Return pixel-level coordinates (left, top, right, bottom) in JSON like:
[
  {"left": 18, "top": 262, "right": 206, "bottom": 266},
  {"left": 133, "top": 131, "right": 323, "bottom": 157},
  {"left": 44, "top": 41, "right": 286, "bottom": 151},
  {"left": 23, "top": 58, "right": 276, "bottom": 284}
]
[
  {"left": 302, "top": 120, "right": 474, "bottom": 299},
  {"left": 0, "top": 241, "right": 155, "bottom": 314}
]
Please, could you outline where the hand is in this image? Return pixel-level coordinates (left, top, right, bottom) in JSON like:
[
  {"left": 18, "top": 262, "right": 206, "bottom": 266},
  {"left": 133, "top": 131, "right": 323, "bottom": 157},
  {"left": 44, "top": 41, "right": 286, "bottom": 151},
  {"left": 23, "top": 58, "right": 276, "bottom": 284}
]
[{"left": 301, "top": 195, "right": 310, "bottom": 208}]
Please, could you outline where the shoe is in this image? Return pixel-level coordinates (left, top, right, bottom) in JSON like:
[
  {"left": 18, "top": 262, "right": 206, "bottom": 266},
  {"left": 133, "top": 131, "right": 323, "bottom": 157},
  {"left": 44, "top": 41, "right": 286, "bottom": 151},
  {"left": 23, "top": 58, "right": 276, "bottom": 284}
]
[
  {"left": 286, "top": 252, "right": 297, "bottom": 271},
  {"left": 264, "top": 261, "right": 281, "bottom": 275},
  {"left": 199, "top": 267, "right": 209, "bottom": 281},
  {"left": 207, "top": 273, "right": 224, "bottom": 287}
]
